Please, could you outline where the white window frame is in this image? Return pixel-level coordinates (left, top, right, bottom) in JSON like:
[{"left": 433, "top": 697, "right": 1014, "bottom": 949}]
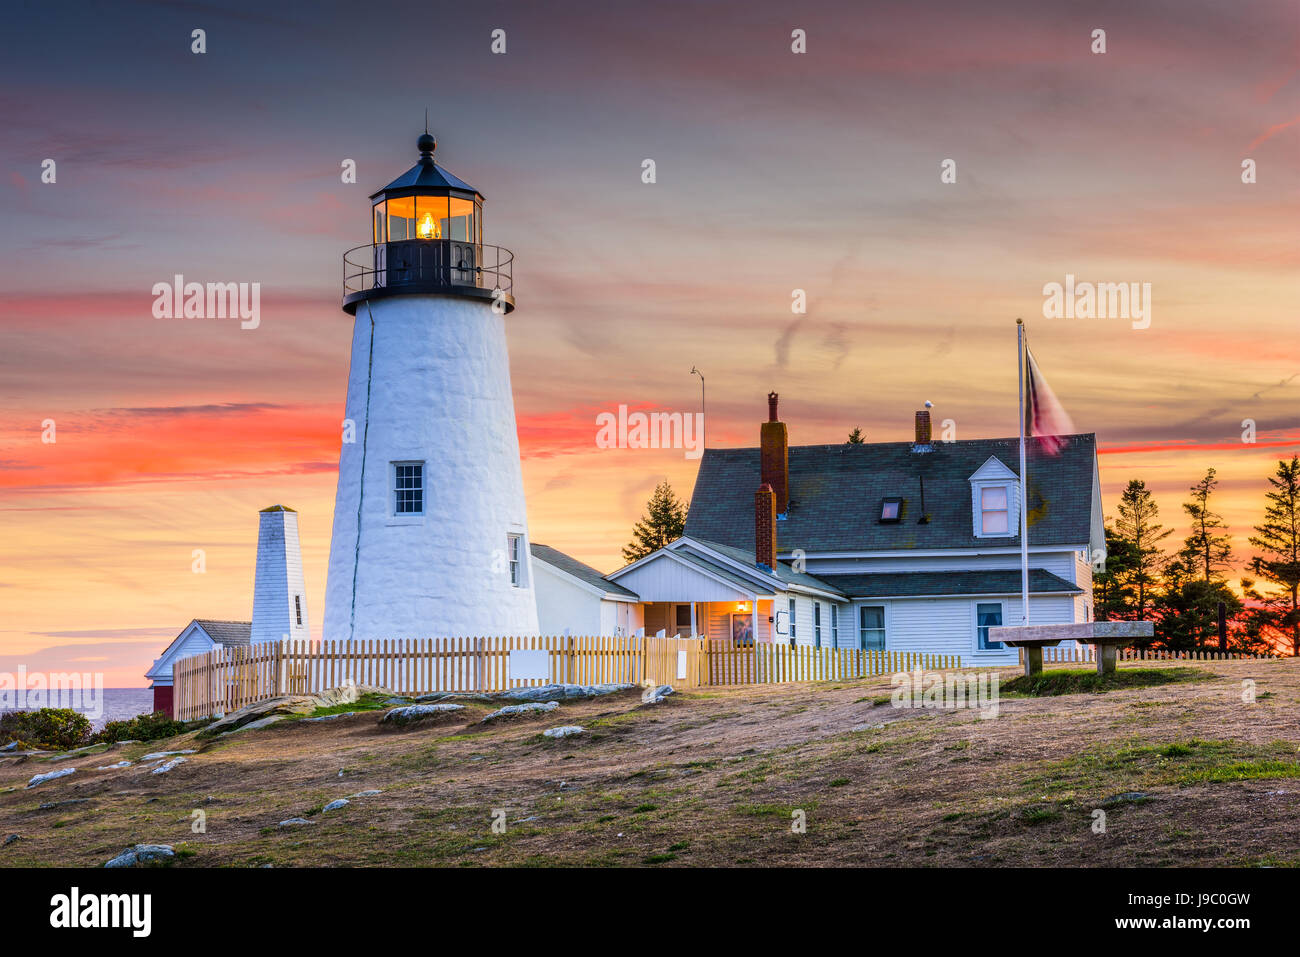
[
  {"left": 974, "top": 601, "right": 1005, "bottom": 652},
  {"left": 858, "top": 604, "right": 886, "bottom": 650},
  {"left": 979, "top": 486, "right": 1010, "bottom": 535},
  {"left": 813, "top": 601, "right": 822, "bottom": 648},
  {"left": 831, "top": 605, "right": 839, "bottom": 648},
  {"left": 507, "top": 533, "right": 525, "bottom": 587},
  {"left": 391, "top": 460, "right": 425, "bottom": 518},
  {"left": 788, "top": 596, "right": 797, "bottom": 647}
]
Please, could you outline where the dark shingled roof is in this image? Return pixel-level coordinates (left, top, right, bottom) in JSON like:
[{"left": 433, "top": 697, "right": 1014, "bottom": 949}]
[
  {"left": 818, "top": 569, "right": 1082, "bottom": 599},
  {"left": 685, "top": 434, "right": 1096, "bottom": 553},
  {"left": 531, "top": 544, "right": 638, "bottom": 598},
  {"left": 193, "top": 620, "right": 251, "bottom": 647}
]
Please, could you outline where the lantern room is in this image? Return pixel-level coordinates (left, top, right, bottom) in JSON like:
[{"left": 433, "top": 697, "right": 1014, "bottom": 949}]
[{"left": 342, "top": 131, "right": 514, "bottom": 314}]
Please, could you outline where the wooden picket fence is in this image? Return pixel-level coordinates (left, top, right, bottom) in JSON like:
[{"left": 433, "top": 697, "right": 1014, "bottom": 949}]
[
  {"left": 1038, "top": 645, "right": 1277, "bottom": 668},
  {"left": 702, "top": 641, "right": 960, "bottom": 686},
  {"left": 172, "top": 635, "right": 963, "bottom": 721}
]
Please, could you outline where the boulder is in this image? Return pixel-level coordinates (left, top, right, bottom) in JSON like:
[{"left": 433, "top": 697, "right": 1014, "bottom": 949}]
[
  {"left": 25, "top": 767, "right": 75, "bottom": 789},
  {"left": 502, "top": 683, "right": 633, "bottom": 702},
  {"left": 278, "top": 817, "right": 315, "bottom": 827},
  {"left": 201, "top": 683, "right": 397, "bottom": 735},
  {"left": 646, "top": 685, "right": 675, "bottom": 704},
  {"left": 381, "top": 703, "right": 465, "bottom": 727},
  {"left": 302, "top": 712, "right": 357, "bottom": 722},
  {"left": 0, "top": 742, "right": 18, "bottom": 753},
  {"left": 322, "top": 799, "right": 349, "bottom": 812},
  {"left": 542, "top": 725, "right": 585, "bottom": 739},
  {"left": 349, "top": 789, "right": 382, "bottom": 798},
  {"left": 2, "top": 834, "right": 18, "bottom": 846},
  {"left": 223, "top": 716, "right": 285, "bottom": 733},
  {"left": 151, "top": 757, "right": 187, "bottom": 774},
  {"left": 141, "top": 749, "right": 197, "bottom": 761},
  {"left": 104, "top": 844, "right": 175, "bottom": 868},
  {"left": 96, "top": 760, "right": 133, "bottom": 770},
  {"left": 481, "top": 701, "right": 559, "bottom": 723}
]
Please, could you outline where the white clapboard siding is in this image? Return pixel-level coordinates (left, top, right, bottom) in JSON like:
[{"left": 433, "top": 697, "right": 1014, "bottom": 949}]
[{"left": 614, "top": 555, "right": 753, "bottom": 603}]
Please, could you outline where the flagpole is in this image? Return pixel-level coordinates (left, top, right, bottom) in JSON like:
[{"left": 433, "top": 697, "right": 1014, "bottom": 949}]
[{"left": 1017, "top": 318, "right": 1030, "bottom": 626}]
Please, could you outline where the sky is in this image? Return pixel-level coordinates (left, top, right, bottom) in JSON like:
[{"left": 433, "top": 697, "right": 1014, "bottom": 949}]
[{"left": 0, "top": 0, "right": 1296, "bottom": 685}]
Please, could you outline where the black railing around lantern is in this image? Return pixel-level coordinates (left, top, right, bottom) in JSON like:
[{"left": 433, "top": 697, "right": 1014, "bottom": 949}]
[{"left": 342, "top": 240, "right": 515, "bottom": 314}]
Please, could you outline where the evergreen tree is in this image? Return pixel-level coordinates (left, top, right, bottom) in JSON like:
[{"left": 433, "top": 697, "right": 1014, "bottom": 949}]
[
  {"left": 1246, "top": 456, "right": 1300, "bottom": 656},
  {"left": 1179, "top": 467, "right": 1233, "bottom": 580},
  {"left": 622, "top": 481, "right": 689, "bottom": 563},
  {"left": 1153, "top": 554, "right": 1243, "bottom": 651},
  {"left": 846, "top": 427, "right": 866, "bottom": 445},
  {"left": 1093, "top": 524, "right": 1139, "bottom": 622},
  {"left": 1113, "top": 479, "right": 1172, "bottom": 619},
  {"left": 1151, "top": 467, "right": 1240, "bottom": 650}
]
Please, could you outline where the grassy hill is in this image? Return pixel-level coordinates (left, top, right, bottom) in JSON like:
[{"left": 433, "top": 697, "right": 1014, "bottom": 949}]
[{"left": 2, "top": 658, "right": 1298, "bottom": 867}]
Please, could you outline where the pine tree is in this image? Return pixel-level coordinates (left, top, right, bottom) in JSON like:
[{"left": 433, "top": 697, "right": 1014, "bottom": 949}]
[
  {"left": 622, "top": 481, "right": 689, "bottom": 563},
  {"left": 846, "top": 427, "right": 866, "bottom": 445},
  {"left": 1113, "top": 479, "right": 1172, "bottom": 619},
  {"left": 1154, "top": 554, "right": 1243, "bottom": 651},
  {"left": 1150, "top": 467, "right": 1240, "bottom": 650},
  {"left": 1179, "top": 467, "right": 1233, "bottom": 581},
  {"left": 1093, "top": 524, "right": 1139, "bottom": 622},
  {"left": 1246, "top": 456, "right": 1300, "bottom": 656}
]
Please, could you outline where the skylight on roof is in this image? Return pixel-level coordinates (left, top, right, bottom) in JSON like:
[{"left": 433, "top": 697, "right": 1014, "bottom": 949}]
[{"left": 880, "top": 497, "right": 903, "bottom": 523}]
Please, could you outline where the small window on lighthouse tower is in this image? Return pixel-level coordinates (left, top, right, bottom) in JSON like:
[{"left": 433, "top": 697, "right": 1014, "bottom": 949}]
[
  {"left": 393, "top": 462, "right": 424, "bottom": 515},
  {"left": 508, "top": 534, "right": 524, "bottom": 586}
]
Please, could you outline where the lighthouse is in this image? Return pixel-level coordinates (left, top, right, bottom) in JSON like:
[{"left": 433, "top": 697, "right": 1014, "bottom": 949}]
[{"left": 322, "top": 130, "right": 538, "bottom": 641}]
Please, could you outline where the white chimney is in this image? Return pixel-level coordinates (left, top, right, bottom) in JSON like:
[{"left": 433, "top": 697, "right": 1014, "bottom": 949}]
[{"left": 251, "top": 505, "right": 309, "bottom": 645}]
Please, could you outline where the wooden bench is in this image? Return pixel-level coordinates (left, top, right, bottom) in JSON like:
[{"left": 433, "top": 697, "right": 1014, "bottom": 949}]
[{"left": 988, "top": 622, "right": 1155, "bottom": 676}]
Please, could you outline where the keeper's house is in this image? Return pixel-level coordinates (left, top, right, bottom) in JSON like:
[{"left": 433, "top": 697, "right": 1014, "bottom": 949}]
[{"left": 536, "top": 395, "right": 1104, "bottom": 667}]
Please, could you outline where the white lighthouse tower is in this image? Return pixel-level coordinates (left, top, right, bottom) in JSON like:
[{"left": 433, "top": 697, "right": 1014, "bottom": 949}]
[
  {"left": 251, "top": 504, "right": 309, "bottom": 645},
  {"left": 322, "top": 130, "right": 538, "bottom": 641}
]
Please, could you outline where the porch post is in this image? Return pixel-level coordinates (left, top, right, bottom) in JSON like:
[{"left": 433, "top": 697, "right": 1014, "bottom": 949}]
[{"left": 690, "top": 602, "right": 698, "bottom": 638}]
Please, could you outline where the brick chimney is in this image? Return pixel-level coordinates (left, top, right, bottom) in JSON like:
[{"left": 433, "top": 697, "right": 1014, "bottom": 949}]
[
  {"left": 760, "top": 392, "right": 789, "bottom": 514},
  {"left": 755, "top": 483, "right": 777, "bottom": 571},
  {"left": 912, "top": 408, "right": 933, "bottom": 453}
]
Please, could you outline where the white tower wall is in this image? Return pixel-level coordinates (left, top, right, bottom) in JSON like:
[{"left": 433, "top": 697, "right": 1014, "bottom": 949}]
[
  {"left": 251, "top": 506, "right": 309, "bottom": 645},
  {"left": 323, "top": 294, "right": 538, "bottom": 640}
]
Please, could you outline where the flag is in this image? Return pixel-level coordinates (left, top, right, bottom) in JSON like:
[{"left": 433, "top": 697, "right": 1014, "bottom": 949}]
[{"left": 1024, "top": 345, "right": 1075, "bottom": 454}]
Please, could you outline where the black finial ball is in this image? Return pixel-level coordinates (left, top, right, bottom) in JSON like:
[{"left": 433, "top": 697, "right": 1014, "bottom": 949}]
[{"left": 417, "top": 132, "right": 436, "bottom": 155}]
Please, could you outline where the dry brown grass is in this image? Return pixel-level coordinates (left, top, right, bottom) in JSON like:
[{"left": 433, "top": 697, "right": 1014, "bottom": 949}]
[{"left": 2, "top": 660, "right": 1298, "bottom": 867}]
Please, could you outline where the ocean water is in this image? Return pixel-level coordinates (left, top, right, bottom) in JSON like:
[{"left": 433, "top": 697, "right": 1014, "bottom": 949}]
[{"left": 0, "top": 687, "right": 156, "bottom": 731}]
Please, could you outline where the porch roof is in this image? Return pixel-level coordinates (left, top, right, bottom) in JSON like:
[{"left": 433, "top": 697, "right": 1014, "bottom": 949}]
[{"left": 817, "top": 568, "right": 1082, "bottom": 599}]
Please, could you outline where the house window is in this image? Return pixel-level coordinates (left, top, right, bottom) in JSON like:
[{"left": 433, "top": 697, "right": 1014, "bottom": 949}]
[
  {"left": 674, "top": 603, "right": 693, "bottom": 638},
  {"left": 813, "top": 602, "right": 822, "bottom": 648},
  {"left": 788, "top": 597, "right": 797, "bottom": 647},
  {"left": 507, "top": 533, "right": 523, "bottom": 586},
  {"left": 393, "top": 462, "right": 424, "bottom": 515},
  {"left": 980, "top": 486, "right": 1009, "bottom": 534},
  {"left": 879, "top": 497, "right": 903, "bottom": 523},
  {"left": 859, "top": 606, "right": 885, "bottom": 650},
  {"left": 977, "top": 602, "right": 1004, "bottom": 650},
  {"left": 831, "top": 606, "right": 839, "bottom": 647},
  {"left": 294, "top": 595, "right": 303, "bottom": 627}
]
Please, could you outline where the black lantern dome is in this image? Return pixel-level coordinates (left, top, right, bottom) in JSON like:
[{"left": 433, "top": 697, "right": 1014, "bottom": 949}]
[{"left": 342, "top": 132, "right": 514, "bottom": 314}]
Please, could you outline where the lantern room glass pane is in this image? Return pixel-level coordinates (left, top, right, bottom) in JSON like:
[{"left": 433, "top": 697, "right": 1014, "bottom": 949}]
[
  {"left": 372, "top": 201, "right": 386, "bottom": 244},
  {"left": 386, "top": 196, "right": 415, "bottom": 241},
  {"left": 415, "top": 195, "right": 447, "bottom": 240},
  {"left": 448, "top": 197, "right": 476, "bottom": 242}
]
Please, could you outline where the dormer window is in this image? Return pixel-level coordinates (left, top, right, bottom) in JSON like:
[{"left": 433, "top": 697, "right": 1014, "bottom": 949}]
[
  {"left": 969, "top": 456, "right": 1019, "bottom": 538},
  {"left": 980, "top": 487, "right": 1009, "bottom": 534},
  {"left": 879, "top": 497, "right": 903, "bottom": 523}
]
